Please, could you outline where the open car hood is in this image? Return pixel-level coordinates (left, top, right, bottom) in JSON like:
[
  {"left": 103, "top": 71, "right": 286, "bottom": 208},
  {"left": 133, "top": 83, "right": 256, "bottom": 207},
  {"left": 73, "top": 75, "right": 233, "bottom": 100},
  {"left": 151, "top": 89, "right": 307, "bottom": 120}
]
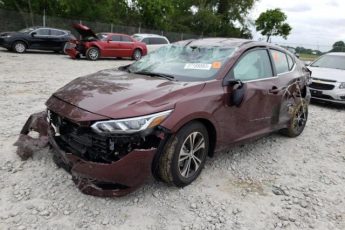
[
  {"left": 51, "top": 69, "right": 205, "bottom": 119},
  {"left": 72, "top": 23, "right": 97, "bottom": 39}
]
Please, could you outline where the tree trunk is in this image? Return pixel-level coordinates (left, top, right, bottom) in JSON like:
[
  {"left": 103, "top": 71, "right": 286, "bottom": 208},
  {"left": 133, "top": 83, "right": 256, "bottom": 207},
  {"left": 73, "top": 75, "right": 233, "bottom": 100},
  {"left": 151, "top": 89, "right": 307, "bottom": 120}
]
[
  {"left": 13, "top": 0, "right": 28, "bottom": 28},
  {"left": 27, "top": 0, "right": 34, "bottom": 26}
]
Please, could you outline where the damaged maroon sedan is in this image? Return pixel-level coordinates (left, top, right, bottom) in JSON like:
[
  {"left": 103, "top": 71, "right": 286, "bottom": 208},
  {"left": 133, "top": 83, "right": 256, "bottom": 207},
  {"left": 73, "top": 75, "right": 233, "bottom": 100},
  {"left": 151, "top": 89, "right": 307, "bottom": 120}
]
[{"left": 15, "top": 38, "right": 311, "bottom": 197}]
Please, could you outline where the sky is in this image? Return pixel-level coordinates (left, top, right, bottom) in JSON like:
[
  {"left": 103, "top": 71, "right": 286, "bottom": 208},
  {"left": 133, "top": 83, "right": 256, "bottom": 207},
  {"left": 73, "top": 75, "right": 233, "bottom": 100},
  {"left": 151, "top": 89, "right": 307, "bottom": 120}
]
[{"left": 249, "top": 0, "right": 345, "bottom": 51}]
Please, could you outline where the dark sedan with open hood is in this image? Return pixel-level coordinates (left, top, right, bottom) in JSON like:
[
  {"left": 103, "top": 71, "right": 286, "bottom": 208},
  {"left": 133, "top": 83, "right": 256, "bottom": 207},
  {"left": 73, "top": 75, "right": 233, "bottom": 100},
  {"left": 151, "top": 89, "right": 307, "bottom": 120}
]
[{"left": 15, "top": 38, "right": 311, "bottom": 197}]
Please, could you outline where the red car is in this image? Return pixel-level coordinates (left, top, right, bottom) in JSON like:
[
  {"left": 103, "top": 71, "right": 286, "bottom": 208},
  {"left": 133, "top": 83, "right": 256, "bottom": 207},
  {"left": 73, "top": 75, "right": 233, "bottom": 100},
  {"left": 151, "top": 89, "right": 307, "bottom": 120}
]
[
  {"left": 15, "top": 38, "right": 311, "bottom": 197},
  {"left": 65, "top": 24, "right": 147, "bottom": 61}
]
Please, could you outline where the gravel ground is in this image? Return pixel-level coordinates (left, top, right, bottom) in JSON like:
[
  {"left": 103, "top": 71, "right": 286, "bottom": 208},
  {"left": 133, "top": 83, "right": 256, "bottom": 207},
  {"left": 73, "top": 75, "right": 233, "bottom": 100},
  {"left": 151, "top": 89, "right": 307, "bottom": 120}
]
[{"left": 0, "top": 48, "right": 344, "bottom": 230}]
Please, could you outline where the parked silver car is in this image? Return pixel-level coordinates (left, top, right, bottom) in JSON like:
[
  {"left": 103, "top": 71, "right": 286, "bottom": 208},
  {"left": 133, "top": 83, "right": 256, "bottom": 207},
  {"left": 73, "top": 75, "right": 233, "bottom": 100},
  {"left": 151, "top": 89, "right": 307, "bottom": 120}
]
[
  {"left": 308, "top": 52, "right": 345, "bottom": 104},
  {"left": 132, "top": 34, "right": 170, "bottom": 53}
]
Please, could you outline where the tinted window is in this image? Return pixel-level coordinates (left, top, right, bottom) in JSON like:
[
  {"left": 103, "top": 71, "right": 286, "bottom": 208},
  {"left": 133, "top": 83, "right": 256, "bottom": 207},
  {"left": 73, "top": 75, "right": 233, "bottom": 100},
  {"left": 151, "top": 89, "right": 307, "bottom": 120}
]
[
  {"left": 233, "top": 49, "right": 273, "bottom": 81},
  {"left": 142, "top": 38, "right": 150, "bottom": 44},
  {"left": 121, "top": 35, "right": 132, "bottom": 42},
  {"left": 149, "top": 37, "right": 168, "bottom": 45},
  {"left": 271, "top": 50, "right": 289, "bottom": 74},
  {"left": 286, "top": 54, "right": 294, "bottom": 70},
  {"left": 51, "top": 30, "right": 65, "bottom": 36},
  {"left": 36, "top": 29, "right": 50, "bottom": 36},
  {"left": 111, "top": 35, "right": 121, "bottom": 41}
]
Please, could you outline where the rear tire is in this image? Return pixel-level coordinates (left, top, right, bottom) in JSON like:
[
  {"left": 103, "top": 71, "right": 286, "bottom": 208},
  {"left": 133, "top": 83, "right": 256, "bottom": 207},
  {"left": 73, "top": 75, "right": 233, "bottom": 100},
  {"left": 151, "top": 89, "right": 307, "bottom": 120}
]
[
  {"left": 280, "top": 98, "right": 308, "bottom": 137},
  {"left": 86, "top": 47, "right": 100, "bottom": 61},
  {"left": 12, "top": 41, "right": 26, "bottom": 53},
  {"left": 132, "top": 49, "right": 142, "bottom": 61},
  {"left": 158, "top": 122, "right": 209, "bottom": 187}
]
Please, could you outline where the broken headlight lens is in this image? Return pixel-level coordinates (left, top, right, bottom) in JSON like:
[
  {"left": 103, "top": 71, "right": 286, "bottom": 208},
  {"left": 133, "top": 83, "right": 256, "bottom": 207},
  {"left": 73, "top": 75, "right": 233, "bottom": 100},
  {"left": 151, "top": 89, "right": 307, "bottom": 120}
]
[
  {"left": 339, "top": 82, "right": 345, "bottom": 89},
  {"left": 91, "top": 110, "right": 173, "bottom": 134}
]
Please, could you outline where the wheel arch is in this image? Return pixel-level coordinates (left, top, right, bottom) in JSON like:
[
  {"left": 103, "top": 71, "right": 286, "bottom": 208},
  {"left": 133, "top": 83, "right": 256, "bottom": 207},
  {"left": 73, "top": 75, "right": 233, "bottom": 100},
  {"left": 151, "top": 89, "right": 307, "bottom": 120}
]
[
  {"left": 166, "top": 117, "right": 218, "bottom": 157},
  {"left": 12, "top": 39, "right": 29, "bottom": 48}
]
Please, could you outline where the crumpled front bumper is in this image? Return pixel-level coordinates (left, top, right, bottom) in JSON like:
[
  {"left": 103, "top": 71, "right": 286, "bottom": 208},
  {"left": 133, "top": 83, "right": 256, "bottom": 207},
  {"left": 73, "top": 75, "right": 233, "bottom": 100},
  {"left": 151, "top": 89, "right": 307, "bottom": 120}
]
[
  {"left": 14, "top": 111, "right": 157, "bottom": 197},
  {"left": 66, "top": 47, "right": 80, "bottom": 59}
]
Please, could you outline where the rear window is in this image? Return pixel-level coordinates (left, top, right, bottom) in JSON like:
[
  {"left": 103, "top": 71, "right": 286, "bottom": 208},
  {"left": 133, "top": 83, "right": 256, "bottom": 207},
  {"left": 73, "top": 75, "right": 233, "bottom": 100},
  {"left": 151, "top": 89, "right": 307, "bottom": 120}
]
[
  {"left": 121, "top": 36, "right": 132, "bottom": 42},
  {"left": 149, "top": 37, "right": 168, "bottom": 45},
  {"left": 271, "top": 50, "right": 289, "bottom": 74},
  {"left": 51, "top": 30, "right": 65, "bottom": 36},
  {"left": 36, "top": 29, "right": 50, "bottom": 36},
  {"left": 142, "top": 38, "right": 150, "bottom": 44},
  {"left": 111, "top": 35, "right": 121, "bottom": 41}
]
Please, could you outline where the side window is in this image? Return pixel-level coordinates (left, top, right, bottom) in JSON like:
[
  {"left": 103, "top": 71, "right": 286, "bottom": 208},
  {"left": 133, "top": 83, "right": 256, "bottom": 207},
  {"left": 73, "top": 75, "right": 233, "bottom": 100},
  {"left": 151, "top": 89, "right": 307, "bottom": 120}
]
[
  {"left": 233, "top": 49, "right": 273, "bottom": 81},
  {"left": 286, "top": 54, "right": 295, "bottom": 70},
  {"left": 121, "top": 35, "right": 132, "bottom": 42},
  {"left": 111, "top": 35, "right": 121, "bottom": 41},
  {"left": 271, "top": 50, "right": 289, "bottom": 74},
  {"left": 51, "top": 30, "right": 65, "bottom": 36},
  {"left": 149, "top": 37, "right": 168, "bottom": 45},
  {"left": 142, "top": 38, "right": 150, "bottom": 44},
  {"left": 36, "top": 29, "right": 50, "bottom": 36}
]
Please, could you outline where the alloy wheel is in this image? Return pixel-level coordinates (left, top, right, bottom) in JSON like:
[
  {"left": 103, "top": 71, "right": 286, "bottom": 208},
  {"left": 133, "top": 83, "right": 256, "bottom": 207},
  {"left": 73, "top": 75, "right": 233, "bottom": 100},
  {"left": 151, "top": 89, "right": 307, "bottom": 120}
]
[
  {"left": 15, "top": 42, "right": 26, "bottom": 53},
  {"left": 178, "top": 132, "right": 206, "bottom": 179},
  {"left": 134, "top": 50, "right": 142, "bottom": 60},
  {"left": 293, "top": 105, "right": 307, "bottom": 132},
  {"left": 88, "top": 48, "right": 99, "bottom": 60}
]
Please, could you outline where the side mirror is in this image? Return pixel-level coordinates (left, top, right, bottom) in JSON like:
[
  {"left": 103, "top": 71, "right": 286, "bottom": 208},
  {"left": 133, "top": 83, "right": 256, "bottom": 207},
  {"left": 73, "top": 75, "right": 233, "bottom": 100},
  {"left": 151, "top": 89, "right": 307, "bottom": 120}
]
[
  {"left": 31, "top": 32, "right": 36, "bottom": 37},
  {"left": 295, "top": 53, "right": 300, "bottom": 59},
  {"left": 225, "top": 79, "right": 245, "bottom": 107},
  {"left": 107, "top": 38, "right": 111, "bottom": 43}
]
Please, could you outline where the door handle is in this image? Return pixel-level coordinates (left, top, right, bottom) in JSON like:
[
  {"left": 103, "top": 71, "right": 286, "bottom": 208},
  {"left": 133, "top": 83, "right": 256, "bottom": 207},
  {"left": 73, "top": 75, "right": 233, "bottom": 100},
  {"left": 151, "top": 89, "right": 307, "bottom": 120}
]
[{"left": 268, "top": 86, "right": 285, "bottom": 94}]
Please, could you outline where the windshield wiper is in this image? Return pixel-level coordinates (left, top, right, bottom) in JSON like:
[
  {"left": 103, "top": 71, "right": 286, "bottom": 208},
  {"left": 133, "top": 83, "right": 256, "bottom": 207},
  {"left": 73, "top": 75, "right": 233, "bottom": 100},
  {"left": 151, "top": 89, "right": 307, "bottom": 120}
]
[{"left": 133, "top": 71, "right": 175, "bottom": 80}]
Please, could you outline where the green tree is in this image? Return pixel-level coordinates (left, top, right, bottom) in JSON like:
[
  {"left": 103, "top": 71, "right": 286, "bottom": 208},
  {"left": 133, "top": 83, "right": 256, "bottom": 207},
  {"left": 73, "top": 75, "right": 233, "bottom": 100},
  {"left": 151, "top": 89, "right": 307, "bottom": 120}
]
[
  {"left": 331, "top": 41, "right": 345, "bottom": 52},
  {"left": 255, "top": 8, "right": 292, "bottom": 42}
]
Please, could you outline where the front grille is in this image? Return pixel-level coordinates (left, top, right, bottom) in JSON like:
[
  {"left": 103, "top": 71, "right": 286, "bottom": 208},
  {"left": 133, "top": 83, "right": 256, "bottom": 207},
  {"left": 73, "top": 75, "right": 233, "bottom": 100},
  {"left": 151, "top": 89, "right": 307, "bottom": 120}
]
[
  {"left": 48, "top": 111, "right": 158, "bottom": 163},
  {"left": 312, "top": 77, "right": 337, "bottom": 83},
  {"left": 310, "top": 82, "right": 335, "bottom": 90},
  {"left": 311, "top": 94, "right": 334, "bottom": 100}
]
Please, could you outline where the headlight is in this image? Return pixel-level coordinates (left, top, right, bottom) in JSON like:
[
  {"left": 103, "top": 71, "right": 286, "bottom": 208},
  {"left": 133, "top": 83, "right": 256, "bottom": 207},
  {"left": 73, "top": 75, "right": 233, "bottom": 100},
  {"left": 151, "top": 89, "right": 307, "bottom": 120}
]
[
  {"left": 339, "top": 82, "right": 345, "bottom": 89},
  {"left": 91, "top": 110, "right": 173, "bottom": 134}
]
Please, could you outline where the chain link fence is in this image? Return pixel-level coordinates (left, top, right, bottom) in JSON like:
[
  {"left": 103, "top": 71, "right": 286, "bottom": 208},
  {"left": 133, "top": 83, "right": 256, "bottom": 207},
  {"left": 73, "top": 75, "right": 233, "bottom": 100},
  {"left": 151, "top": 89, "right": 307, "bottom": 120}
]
[{"left": 0, "top": 8, "right": 201, "bottom": 42}]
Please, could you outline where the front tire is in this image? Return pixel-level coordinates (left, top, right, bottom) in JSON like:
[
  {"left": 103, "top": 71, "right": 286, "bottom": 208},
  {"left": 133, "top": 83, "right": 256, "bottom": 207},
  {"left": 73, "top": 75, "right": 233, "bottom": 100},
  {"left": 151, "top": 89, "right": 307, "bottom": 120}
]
[
  {"left": 86, "top": 47, "right": 100, "bottom": 61},
  {"left": 158, "top": 122, "right": 209, "bottom": 187},
  {"left": 280, "top": 98, "right": 308, "bottom": 137},
  {"left": 12, "top": 41, "right": 27, "bottom": 53}
]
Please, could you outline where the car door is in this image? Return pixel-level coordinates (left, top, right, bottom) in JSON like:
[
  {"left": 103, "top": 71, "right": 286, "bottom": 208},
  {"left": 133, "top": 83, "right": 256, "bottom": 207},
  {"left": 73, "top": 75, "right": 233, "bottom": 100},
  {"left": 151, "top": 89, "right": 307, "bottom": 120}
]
[
  {"left": 222, "top": 48, "right": 284, "bottom": 143},
  {"left": 148, "top": 37, "right": 168, "bottom": 53},
  {"left": 119, "top": 35, "right": 134, "bottom": 57},
  {"left": 269, "top": 49, "right": 303, "bottom": 126},
  {"left": 103, "top": 34, "right": 121, "bottom": 57},
  {"left": 30, "top": 28, "right": 51, "bottom": 49},
  {"left": 50, "top": 29, "right": 67, "bottom": 50}
]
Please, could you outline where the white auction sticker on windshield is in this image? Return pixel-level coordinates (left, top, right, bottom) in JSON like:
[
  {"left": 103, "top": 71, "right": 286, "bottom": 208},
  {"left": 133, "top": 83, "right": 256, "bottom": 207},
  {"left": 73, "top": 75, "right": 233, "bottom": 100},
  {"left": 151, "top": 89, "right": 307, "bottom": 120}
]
[{"left": 184, "top": 63, "right": 212, "bottom": 70}]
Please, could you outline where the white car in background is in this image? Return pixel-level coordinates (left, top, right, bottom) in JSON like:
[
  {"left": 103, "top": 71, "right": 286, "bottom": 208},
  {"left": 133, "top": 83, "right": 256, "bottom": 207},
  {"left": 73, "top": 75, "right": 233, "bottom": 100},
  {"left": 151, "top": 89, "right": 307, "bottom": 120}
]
[
  {"left": 132, "top": 34, "right": 170, "bottom": 53},
  {"left": 308, "top": 52, "right": 345, "bottom": 104}
]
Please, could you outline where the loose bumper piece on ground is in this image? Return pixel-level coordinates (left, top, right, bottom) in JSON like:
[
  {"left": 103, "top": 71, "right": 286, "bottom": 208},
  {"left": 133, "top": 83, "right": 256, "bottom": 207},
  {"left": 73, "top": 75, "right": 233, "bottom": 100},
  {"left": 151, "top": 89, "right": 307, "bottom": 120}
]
[{"left": 14, "top": 111, "right": 158, "bottom": 197}]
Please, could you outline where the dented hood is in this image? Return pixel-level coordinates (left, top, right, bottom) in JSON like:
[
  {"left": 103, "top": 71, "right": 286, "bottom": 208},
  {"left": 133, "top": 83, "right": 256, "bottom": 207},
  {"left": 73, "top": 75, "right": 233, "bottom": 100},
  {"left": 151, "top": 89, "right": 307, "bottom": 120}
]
[
  {"left": 72, "top": 23, "right": 97, "bottom": 39},
  {"left": 52, "top": 69, "right": 205, "bottom": 119}
]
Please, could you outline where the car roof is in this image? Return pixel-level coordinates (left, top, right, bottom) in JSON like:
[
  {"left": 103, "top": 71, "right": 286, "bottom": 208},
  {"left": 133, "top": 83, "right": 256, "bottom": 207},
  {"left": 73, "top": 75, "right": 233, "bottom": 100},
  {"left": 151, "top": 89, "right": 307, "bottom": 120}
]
[
  {"left": 326, "top": 52, "right": 345, "bottom": 56},
  {"left": 31, "top": 27, "right": 69, "bottom": 32},
  {"left": 132, "top": 33, "right": 168, "bottom": 39}
]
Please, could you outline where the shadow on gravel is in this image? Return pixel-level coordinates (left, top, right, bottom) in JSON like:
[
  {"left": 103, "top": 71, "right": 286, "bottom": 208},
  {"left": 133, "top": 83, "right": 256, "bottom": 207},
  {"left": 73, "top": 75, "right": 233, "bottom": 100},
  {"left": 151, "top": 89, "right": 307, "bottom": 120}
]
[{"left": 310, "top": 99, "right": 345, "bottom": 111}]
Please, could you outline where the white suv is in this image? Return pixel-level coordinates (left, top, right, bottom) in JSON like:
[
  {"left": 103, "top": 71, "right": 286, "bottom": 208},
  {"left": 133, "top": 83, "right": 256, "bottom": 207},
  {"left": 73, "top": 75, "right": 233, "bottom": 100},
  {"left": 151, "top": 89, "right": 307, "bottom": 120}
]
[{"left": 132, "top": 34, "right": 170, "bottom": 53}]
